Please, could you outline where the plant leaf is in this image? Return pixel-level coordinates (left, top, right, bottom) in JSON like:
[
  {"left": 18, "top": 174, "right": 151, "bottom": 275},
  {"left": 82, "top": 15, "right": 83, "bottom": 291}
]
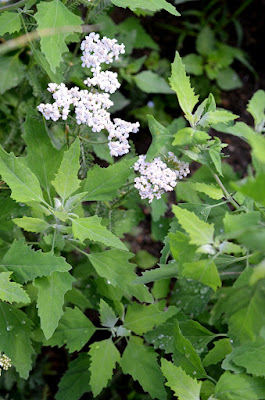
[
  {"left": 203, "top": 339, "right": 232, "bottom": 367},
  {"left": 0, "top": 54, "right": 26, "bottom": 94},
  {"left": 134, "top": 71, "right": 173, "bottom": 93},
  {"left": 181, "top": 259, "right": 221, "bottom": 291},
  {"left": 13, "top": 217, "right": 50, "bottom": 233},
  {"left": 0, "top": 11, "right": 21, "bottom": 35},
  {"left": 247, "top": 89, "right": 265, "bottom": 131},
  {"left": 99, "top": 299, "right": 118, "bottom": 328},
  {"left": 110, "top": 0, "right": 180, "bottom": 16},
  {"left": 0, "top": 271, "right": 30, "bottom": 304},
  {"left": 145, "top": 115, "right": 174, "bottom": 161}
]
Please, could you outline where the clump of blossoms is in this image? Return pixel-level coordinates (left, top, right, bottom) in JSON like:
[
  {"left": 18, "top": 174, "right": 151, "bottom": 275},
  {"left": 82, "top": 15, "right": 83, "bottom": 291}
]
[
  {"left": 0, "top": 353, "right": 12, "bottom": 376},
  {"left": 37, "top": 33, "right": 140, "bottom": 157},
  {"left": 134, "top": 152, "right": 190, "bottom": 202}
]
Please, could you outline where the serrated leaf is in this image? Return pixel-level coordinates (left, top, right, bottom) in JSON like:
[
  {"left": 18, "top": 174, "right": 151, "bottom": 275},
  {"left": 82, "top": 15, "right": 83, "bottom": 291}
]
[
  {"left": 1, "top": 239, "right": 71, "bottom": 284},
  {"left": 35, "top": 0, "right": 82, "bottom": 72},
  {"left": 146, "top": 115, "right": 174, "bottom": 161},
  {"left": 111, "top": 0, "right": 180, "bottom": 16},
  {"left": 133, "top": 262, "right": 179, "bottom": 284},
  {"left": 161, "top": 359, "right": 201, "bottom": 400},
  {"left": 99, "top": 299, "right": 118, "bottom": 328},
  {"left": 0, "top": 271, "right": 30, "bottom": 304},
  {"left": 231, "top": 174, "right": 265, "bottom": 206},
  {"left": 172, "top": 205, "right": 214, "bottom": 246},
  {"left": 52, "top": 139, "right": 81, "bottom": 203},
  {"left": 13, "top": 217, "right": 50, "bottom": 233},
  {"left": 0, "top": 11, "right": 21, "bottom": 35},
  {"left": 214, "top": 371, "right": 265, "bottom": 400},
  {"left": 203, "top": 339, "right": 232, "bottom": 367},
  {"left": 189, "top": 182, "right": 223, "bottom": 200},
  {"left": 247, "top": 90, "right": 265, "bottom": 131},
  {"left": 169, "top": 51, "right": 199, "bottom": 124},
  {"left": 120, "top": 336, "right": 167, "bottom": 400},
  {"left": 0, "top": 303, "right": 34, "bottom": 379},
  {"left": 124, "top": 302, "right": 178, "bottom": 335},
  {"left": 34, "top": 271, "right": 75, "bottom": 339},
  {"left": 72, "top": 216, "right": 127, "bottom": 251},
  {"left": 89, "top": 339, "right": 120, "bottom": 397},
  {"left": 45, "top": 307, "right": 96, "bottom": 352},
  {"left": 199, "top": 110, "right": 238, "bottom": 128},
  {"left": 169, "top": 231, "right": 197, "bottom": 264},
  {"left": 134, "top": 70, "right": 173, "bottom": 93},
  {"left": 82, "top": 158, "right": 136, "bottom": 201},
  {"left": 0, "top": 145, "right": 44, "bottom": 204},
  {"left": 172, "top": 128, "right": 210, "bottom": 146},
  {"left": 23, "top": 109, "right": 64, "bottom": 195},
  {"left": 55, "top": 354, "right": 91, "bottom": 400},
  {"left": 223, "top": 211, "right": 261, "bottom": 239},
  {"left": 181, "top": 259, "right": 221, "bottom": 291},
  {"left": 0, "top": 54, "right": 26, "bottom": 94},
  {"left": 88, "top": 250, "right": 153, "bottom": 303}
]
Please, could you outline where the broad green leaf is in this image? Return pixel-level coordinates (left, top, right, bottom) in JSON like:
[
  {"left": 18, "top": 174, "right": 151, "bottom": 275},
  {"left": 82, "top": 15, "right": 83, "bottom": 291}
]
[
  {"left": 181, "top": 259, "right": 221, "bottom": 291},
  {"left": 72, "top": 216, "right": 127, "bottom": 251},
  {"left": 0, "top": 145, "right": 44, "bottom": 204},
  {"left": 0, "top": 303, "right": 34, "bottom": 379},
  {"left": 133, "top": 262, "right": 179, "bottom": 284},
  {"left": 172, "top": 128, "right": 210, "bottom": 146},
  {"left": 247, "top": 89, "right": 265, "bottom": 131},
  {"left": 99, "top": 299, "right": 118, "bottom": 328},
  {"left": 120, "top": 336, "right": 167, "bottom": 400},
  {"left": 172, "top": 205, "right": 214, "bottom": 246},
  {"left": 231, "top": 174, "right": 265, "bottom": 206},
  {"left": 52, "top": 139, "right": 81, "bottom": 203},
  {"left": 223, "top": 211, "right": 261, "bottom": 239},
  {"left": 161, "top": 359, "right": 201, "bottom": 400},
  {"left": 23, "top": 109, "right": 64, "bottom": 195},
  {"left": 89, "top": 339, "right": 120, "bottom": 397},
  {"left": 1, "top": 239, "right": 71, "bottom": 284},
  {"left": 203, "top": 339, "right": 232, "bottom": 367},
  {"left": 132, "top": 250, "right": 158, "bottom": 269},
  {"left": 55, "top": 354, "right": 91, "bottom": 400},
  {"left": 228, "top": 337, "right": 265, "bottom": 377},
  {"left": 111, "top": 0, "right": 180, "bottom": 16},
  {"left": 196, "top": 26, "right": 215, "bottom": 56},
  {"left": 0, "top": 54, "right": 26, "bottom": 94},
  {"left": 169, "top": 51, "right": 199, "bottom": 124},
  {"left": 134, "top": 71, "right": 173, "bottom": 94},
  {"left": 45, "top": 307, "right": 96, "bottom": 352},
  {"left": 180, "top": 320, "right": 216, "bottom": 355},
  {"left": 82, "top": 158, "right": 136, "bottom": 201},
  {"left": 183, "top": 54, "right": 203, "bottom": 76},
  {"left": 169, "top": 231, "right": 197, "bottom": 264},
  {"left": 0, "top": 271, "right": 30, "bottom": 304},
  {"left": 199, "top": 110, "right": 238, "bottom": 128},
  {"left": 13, "top": 217, "right": 49, "bottom": 233},
  {"left": 88, "top": 250, "right": 153, "bottom": 303},
  {"left": 145, "top": 318, "right": 179, "bottom": 354},
  {"left": 34, "top": 271, "right": 75, "bottom": 339},
  {"left": 216, "top": 67, "right": 242, "bottom": 90},
  {"left": 151, "top": 197, "right": 167, "bottom": 222},
  {"left": 35, "top": 0, "right": 82, "bottom": 72},
  {"left": 214, "top": 371, "right": 265, "bottom": 400},
  {"left": 189, "top": 182, "right": 223, "bottom": 200},
  {"left": 0, "top": 12, "right": 21, "bottom": 35},
  {"left": 146, "top": 115, "right": 174, "bottom": 161},
  {"left": 124, "top": 302, "right": 178, "bottom": 335}
]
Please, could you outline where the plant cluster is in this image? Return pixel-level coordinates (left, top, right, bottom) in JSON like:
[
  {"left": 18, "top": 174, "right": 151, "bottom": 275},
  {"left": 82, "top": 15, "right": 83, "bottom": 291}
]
[{"left": 0, "top": 1, "right": 265, "bottom": 400}]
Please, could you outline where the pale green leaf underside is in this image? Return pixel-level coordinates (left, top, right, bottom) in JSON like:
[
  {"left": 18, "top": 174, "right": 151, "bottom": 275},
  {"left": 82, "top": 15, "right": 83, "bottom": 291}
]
[{"left": 13, "top": 217, "right": 50, "bottom": 233}]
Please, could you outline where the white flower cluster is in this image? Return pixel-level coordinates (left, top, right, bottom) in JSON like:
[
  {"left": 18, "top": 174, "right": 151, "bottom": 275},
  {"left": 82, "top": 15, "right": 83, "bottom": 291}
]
[
  {"left": 134, "top": 152, "right": 190, "bottom": 203},
  {"left": 0, "top": 353, "right": 12, "bottom": 376},
  {"left": 37, "top": 33, "right": 139, "bottom": 157}
]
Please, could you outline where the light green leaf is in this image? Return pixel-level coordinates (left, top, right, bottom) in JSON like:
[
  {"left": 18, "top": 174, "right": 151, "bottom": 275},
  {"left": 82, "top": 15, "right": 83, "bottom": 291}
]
[
  {"left": 231, "top": 174, "right": 265, "bottom": 207},
  {"left": 124, "top": 302, "right": 178, "bottom": 335},
  {"left": 133, "top": 262, "right": 179, "bottom": 284},
  {"left": 181, "top": 259, "right": 221, "bottom": 291},
  {"left": 216, "top": 67, "right": 242, "bottom": 91},
  {"left": 89, "top": 339, "right": 120, "bottom": 397},
  {"left": 52, "top": 139, "right": 81, "bottom": 203},
  {"left": 247, "top": 89, "right": 265, "bottom": 131},
  {"left": 199, "top": 110, "right": 238, "bottom": 128},
  {"left": 99, "top": 299, "right": 118, "bottom": 328},
  {"left": 223, "top": 211, "right": 261, "bottom": 239},
  {"left": 55, "top": 354, "right": 91, "bottom": 400},
  {"left": 196, "top": 26, "right": 215, "bottom": 56},
  {"left": 172, "top": 205, "right": 214, "bottom": 246},
  {"left": 45, "top": 307, "right": 96, "bottom": 352},
  {"left": 183, "top": 53, "right": 203, "bottom": 76},
  {"left": 0, "top": 145, "right": 44, "bottom": 204},
  {"left": 1, "top": 239, "right": 71, "bottom": 284},
  {"left": 120, "top": 336, "right": 167, "bottom": 400},
  {"left": 134, "top": 70, "right": 173, "bottom": 94},
  {"left": 34, "top": 271, "right": 75, "bottom": 340},
  {"left": 132, "top": 250, "right": 158, "bottom": 270},
  {"left": 111, "top": 0, "right": 180, "bottom": 16},
  {"left": 0, "top": 303, "right": 34, "bottom": 379},
  {"left": 169, "top": 51, "right": 199, "bottom": 124},
  {"left": 146, "top": 115, "right": 174, "bottom": 161},
  {"left": 161, "top": 359, "right": 201, "bottom": 400},
  {"left": 0, "top": 271, "right": 30, "bottom": 304},
  {"left": 23, "top": 109, "right": 64, "bottom": 195},
  {"left": 0, "top": 54, "right": 26, "bottom": 94},
  {"left": 35, "top": 0, "right": 82, "bottom": 72},
  {"left": 169, "top": 231, "right": 197, "bottom": 264},
  {"left": 88, "top": 250, "right": 153, "bottom": 303},
  {"left": 214, "top": 371, "right": 265, "bottom": 400},
  {"left": 82, "top": 158, "right": 136, "bottom": 201},
  {"left": 172, "top": 128, "right": 210, "bottom": 146},
  {"left": 72, "top": 216, "right": 127, "bottom": 251},
  {"left": 180, "top": 320, "right": 216, "bottom": 355},
  {"left": 0, "top": 11, "right": 21, "bottom": 35},
  {"left": 203, "top": 339, "right": 232, "bottom": 367},
  {"left": 189, "top": 182, "right": 223, "bottom": 200},
  {"left": 13, "top": 217, "right": 49, "bottom": 233}
]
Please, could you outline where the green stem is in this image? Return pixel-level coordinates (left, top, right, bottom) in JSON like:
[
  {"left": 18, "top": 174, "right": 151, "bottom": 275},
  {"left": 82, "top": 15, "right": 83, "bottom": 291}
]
[
  {"left": 207, "top": 375, "right": 218, "bottom": 385},
  {"left": 0, "top": 0, "right": 26, "bottom": 13},
  {"left": 79, "top": 136, "right": 109, "bottom": 145},
  {"left": 213, "top": 173, "right": 240, "bottom": 210},
  {"left": 67, "top": 241, "right": 89, "bottom": 257}
]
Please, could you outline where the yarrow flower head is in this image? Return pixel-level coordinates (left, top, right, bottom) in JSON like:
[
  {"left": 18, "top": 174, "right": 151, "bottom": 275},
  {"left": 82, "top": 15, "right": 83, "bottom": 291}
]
[
  {"left": 0, "top": 353, "right": 12, "bottom": 376},
  {"left": 134, "top": 152, "right": 190, "bottom": 203},
  {"left": 37, "top": 33, "right": 139, "bottom": 157}
]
